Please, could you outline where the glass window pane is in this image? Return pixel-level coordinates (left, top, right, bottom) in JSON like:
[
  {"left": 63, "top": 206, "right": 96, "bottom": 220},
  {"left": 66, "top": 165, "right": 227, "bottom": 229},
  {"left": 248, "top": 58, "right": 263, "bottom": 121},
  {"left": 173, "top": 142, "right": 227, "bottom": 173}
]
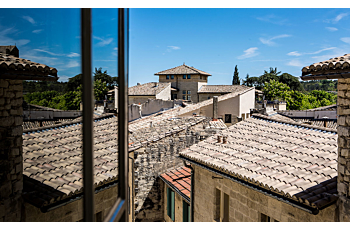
[
  {"left": 183, "top": 90, "right": 186, "bottom": 94},
  {"left": 187, "top": 90, "right": 191, "bottom": 94},
  {"left": 187, "top": 75, "right": 191, "bottom": 79},
  {"left": 183, "top": 75, "right": 186, "bottom": 79},
  {"left": 171, "top": 75, "right": 174, "bottom": 79}
]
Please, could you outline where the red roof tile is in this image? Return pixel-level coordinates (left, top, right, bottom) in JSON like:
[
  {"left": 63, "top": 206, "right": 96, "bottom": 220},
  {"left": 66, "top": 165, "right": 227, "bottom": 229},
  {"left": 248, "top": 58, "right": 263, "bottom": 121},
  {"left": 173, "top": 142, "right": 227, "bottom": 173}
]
[{"left": 160, "top": 166, "right": 191, "bottom": 200}]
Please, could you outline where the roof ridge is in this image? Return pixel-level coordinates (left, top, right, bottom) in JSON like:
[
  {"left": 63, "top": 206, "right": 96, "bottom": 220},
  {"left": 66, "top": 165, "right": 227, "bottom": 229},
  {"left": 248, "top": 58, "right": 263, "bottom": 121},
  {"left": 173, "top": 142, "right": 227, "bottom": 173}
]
[{"left": 251, "top": 113, "right": 337, "bottom": 133}]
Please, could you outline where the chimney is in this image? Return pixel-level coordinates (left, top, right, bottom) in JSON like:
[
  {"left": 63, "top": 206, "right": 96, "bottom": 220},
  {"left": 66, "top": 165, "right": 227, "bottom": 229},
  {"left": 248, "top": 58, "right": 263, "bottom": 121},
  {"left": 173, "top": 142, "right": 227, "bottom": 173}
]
[
  {"left": 213, "top": 96, "right": 218, "bottom": 121},
  {"left": 217, "top": 135, "right": 222, "bottom": 143},
  {"left": 137, "top": 83, "right": 141, "bottom": 85},
  {"left": 322, "top": 116, "right": 329, "bottom": 128},
  {"left": 223, "top": 136, "right": 227, "bottom": 144}
]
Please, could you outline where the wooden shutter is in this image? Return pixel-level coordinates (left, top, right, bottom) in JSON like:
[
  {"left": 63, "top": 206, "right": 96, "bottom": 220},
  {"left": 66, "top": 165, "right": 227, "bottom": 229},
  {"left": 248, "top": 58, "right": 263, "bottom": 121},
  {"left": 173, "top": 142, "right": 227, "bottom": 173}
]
[
  {"left": 171, "top": 190, "right": 175, "bottom": 221},
  {"left": 167, "top": 187, "right": 171, "bottom": 217}
]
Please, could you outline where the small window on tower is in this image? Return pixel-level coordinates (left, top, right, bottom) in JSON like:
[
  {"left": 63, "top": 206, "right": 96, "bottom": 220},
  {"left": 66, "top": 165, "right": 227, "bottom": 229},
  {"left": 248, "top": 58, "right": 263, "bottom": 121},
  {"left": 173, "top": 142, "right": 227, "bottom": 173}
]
[
  {"left": 187, "top": 90, "right": 191, "bottom": 94},
  {"left": 183, "top": 75, "right": 186, "bottom": 79},
  {"left": 166, "top": 75, "right": 170, "bottom": 79},
  {"left": 183, "top": 90, "right": 186, "bottom": 94},
  {"left": 171, "top": 75, "right": 174, "bottom": 79},
  {"left": 187, "top": 75, "right": 191, "bottom": 79}
]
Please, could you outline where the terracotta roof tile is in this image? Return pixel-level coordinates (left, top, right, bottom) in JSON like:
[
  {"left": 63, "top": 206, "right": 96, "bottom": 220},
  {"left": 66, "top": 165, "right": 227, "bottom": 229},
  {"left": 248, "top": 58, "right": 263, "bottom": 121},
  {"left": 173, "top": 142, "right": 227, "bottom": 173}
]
[
  {"left": 128, "top": 82, "right": 170, "bottom": 96},
  {"left": 198, "top": 85, "right": 250, "bottom": 93},
  {"left": 0, "top": 53, "right": 58, "bottom": 81},
  {"left": 23, "top": 114, "right": 205, "bottom": 208},
  {"left": 179, "top": 114, "right": 338, "bottom": 209},
  {"left": 160, "top": 166, "right": 191, "bottom": 201},
  {"left": 302, "top": 54, "right": 350, "bottom": 76},
  {"left": 155, "top": 64, "right": 211, "bottom": 76}
]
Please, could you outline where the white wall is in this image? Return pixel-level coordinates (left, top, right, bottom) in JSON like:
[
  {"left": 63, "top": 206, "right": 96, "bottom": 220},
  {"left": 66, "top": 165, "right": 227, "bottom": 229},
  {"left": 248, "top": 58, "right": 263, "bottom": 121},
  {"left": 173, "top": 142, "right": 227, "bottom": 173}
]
[
  {"left": 239, "top": 88, "right": 255, "bottom": 118},
  {"left": 156, "top": 84, "right": 171, "bottom": 101}
]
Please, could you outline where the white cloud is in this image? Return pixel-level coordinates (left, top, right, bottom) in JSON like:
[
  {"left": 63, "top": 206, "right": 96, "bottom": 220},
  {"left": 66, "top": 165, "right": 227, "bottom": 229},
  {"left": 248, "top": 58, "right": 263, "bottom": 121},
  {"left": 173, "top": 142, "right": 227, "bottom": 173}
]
[
  {"left": 287, "top": 47, "right": 335, "bottom": 57},
  {"left": 0, "top": 27, "right": 30, "bottom": 46},
  {"left": 341, "top": 37, "right": 350, "bottom": 44},
  {"left": 256, "top": 14, "right": 289, "bottom": 26},
  {"left": 113, "top": 47, "right": 118, "bottom": 50},
  {"left": 93, "top": 36, "right": 113, "bottom": 47},
  {"left": 168, "top": 46, "right": 180, "bottom": 50},
  {"left": 325, "top": 27, "right": 338, "bottom": 32},
  {"left": 33, "top": 49, "right": 59, "bottom": 56},
  {"left": 334, "top": 13, "right": 348, "bottom": 23},
  {"left": 259, "top": 34, "right": 291, "bottom": 46},
  {"left": 308, "top": 47, "right": 336, "bottom": 55},
  {"left": 23, "top": 16, "right": 35, "bottom": 25},
  {"left": 32, "top": 29, "right": 42, "bottom": 34},
  {"left": 287, "top": 59, "right": 303, "bottom": 67},
  {"left": 287, "top": 51, "right": 302, "bottom": 56},
  {"left": 66, "top": 60, "right": 79, "bottom": 68},
  {"left": 67, "top": 52, "right": 80, "bottom": 57},
  {"left": 237, "top": 47, "right": 259, "bottom": 59}
]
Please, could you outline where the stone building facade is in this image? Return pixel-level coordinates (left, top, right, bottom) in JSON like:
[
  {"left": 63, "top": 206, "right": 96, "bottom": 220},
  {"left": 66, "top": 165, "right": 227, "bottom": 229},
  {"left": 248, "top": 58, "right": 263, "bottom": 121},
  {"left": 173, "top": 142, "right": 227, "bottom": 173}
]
[
  {"left": 133, "top": 119, "right": 206, "bottom": 221},
  {"left": 155, "top": 64, "right": 211, "bottom": 103},
  {"left": 0, "top": 79, "right": 24, "bottom": 221},
  {"left": 300, "top": 54, "right": 350, "bottom": 221},
  {"left": 337, "top": 78, "right": 350, "bottom": 221},
  {"left": 191, "top": 165, "right": 336, "bottom": 222},
  {"left": 0, "top": 46, "right": 58, "bottom": 222}
]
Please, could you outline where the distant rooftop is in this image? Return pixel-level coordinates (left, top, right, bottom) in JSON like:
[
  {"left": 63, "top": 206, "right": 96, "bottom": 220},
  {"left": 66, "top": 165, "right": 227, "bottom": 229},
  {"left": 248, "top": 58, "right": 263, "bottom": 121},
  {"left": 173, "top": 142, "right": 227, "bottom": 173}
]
[
  {"left": 198, "top": 85, "right": 250, "bottom": 94},
  {"left": 301, "top": 54, "right": 350, "bottom": 80},
  {"left": 128, "top": 82, "right": 170, "bottom": 96},
  {"left": 155, "top": 64, "right": 211, "bottom": 76}
]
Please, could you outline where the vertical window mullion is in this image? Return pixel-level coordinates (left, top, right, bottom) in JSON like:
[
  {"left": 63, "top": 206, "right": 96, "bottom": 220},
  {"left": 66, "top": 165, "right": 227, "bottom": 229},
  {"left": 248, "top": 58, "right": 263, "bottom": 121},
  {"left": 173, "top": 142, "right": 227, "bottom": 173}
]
[{"left": 81, "top": 8, "right": 95, "bottom": 222}]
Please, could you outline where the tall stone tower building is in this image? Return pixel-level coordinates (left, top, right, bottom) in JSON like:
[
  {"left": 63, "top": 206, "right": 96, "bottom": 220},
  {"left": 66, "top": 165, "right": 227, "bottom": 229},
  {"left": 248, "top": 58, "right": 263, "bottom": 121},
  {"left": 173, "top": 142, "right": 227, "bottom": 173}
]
[
  {"left": 301, "top": 54, "right": 350, "bottom": 221},
  {"left": 155, "top": 64, "right": 211, "bottom": 103}
]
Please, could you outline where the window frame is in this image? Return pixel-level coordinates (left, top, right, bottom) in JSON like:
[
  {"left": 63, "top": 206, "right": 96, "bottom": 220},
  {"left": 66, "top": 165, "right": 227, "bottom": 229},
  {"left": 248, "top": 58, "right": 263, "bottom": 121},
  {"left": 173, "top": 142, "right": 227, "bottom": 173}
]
[
  {"left": 182, "top": 200, "right": 190, "bottom": 222},
  {"left": 187, "top": 75, "right": 191, "bottom": 79},
  {"left": 166, "top": 75, "right": 170, "bottom": 79},
  {"left": 183, "top": 74, "right": 186, "bottom": 79},
  {"left": 167, "top": 187, "right": 175, "bottom": 221},
  {"left": 171, "top": 75, "right": 174, "bottom": 79}
]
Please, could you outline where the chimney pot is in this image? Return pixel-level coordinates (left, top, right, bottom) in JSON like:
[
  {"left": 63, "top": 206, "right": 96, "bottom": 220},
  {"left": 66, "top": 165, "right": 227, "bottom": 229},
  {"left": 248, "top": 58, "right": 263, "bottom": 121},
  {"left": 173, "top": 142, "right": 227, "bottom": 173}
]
[
  {"left": 217, "top": 135, "right": 222, "bottom": 143},
  {"left": 223, "top": 136, "right": 227, "bottom": 144}
]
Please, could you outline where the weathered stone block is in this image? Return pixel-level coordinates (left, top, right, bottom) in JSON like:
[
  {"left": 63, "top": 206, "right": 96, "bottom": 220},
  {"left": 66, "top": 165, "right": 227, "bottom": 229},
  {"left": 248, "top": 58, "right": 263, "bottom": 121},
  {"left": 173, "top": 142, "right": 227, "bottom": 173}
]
[
  {"left": 338, "top": 83, "right": 349, "bottom": 91},
  {"left": 341, "top": 149, "right": 350, "bottom": 158},
  {"left": 0, "top": 80, "right": 9, "bottom": 88},
  {"left": 11, "top": 126, "right": 23, "bottom": 137},
  {"left": 338, "top": 182, "right": 348, "bottom": 195},
  {"left": 339, "top": 116, "right": 347, "bottom": 126},
  {"left": 339, "top": 164, "right": 345, "bottom": 174},
  {"left": 15, "top": 92, "right": 22, "bottom": 98}
]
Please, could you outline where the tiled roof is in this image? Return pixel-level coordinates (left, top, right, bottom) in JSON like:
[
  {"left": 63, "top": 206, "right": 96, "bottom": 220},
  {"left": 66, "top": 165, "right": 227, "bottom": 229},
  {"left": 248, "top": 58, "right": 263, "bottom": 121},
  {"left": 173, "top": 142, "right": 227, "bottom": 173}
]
[
  {"left": 128, "top": 82, "right": 170, "bottom": 96},
  {"left": 160, "top": 166, "right": 191, "bottom": 201},
  {"left": 206, "top": 119, "right": 227, "bottom": 129},
  {"left": 197, "top": 85, "right": 250, "bottom": 93},
  {"left": 0, "top": 53, "right": 58, "bottom": 81},
  {"left": 179, "top": 113, "right": 338, "bottom": 210},
  {"left": 22, "top": 114, "right": 205, "bottom": 208},
  {"left": 177, "top": 87, "right": 254, "bottom": 116},
  {"left": 301, "top": 54, "right": 350, "bottom": 79},
  {"left": 154, "top": 64, "right": 211, "bottom": 76},
  {"left": 294, "top": 119, "right": 337, "bottom": 129},
  {"left": 305, "top": 104, "right": 337, "bottom": 111}
]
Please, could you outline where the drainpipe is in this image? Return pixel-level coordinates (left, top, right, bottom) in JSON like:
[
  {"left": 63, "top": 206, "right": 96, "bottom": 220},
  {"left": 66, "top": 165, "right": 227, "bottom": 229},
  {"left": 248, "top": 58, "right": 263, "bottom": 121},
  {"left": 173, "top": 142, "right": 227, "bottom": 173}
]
[{"left": 183, "top": 160, "right": 194, "bottom": 222}]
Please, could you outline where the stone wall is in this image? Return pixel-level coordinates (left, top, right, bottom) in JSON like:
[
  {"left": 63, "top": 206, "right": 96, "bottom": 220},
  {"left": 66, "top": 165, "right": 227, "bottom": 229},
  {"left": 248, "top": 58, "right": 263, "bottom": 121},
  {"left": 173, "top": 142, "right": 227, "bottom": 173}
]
[
  {"left": 192, "top": 165, "right": 337, "bottom": 222},
  {"left": 0, "top": 79, "right": 24, "bottom": 221},
  {"left": 129, "top": 99, "right": 175, "bottom": 122},
  {"left": 24, "top": 184, "right": 118, "bottom": 222},
  {"left": 337, "top": 78, "right": 350, "bottom": 221},
  {"left": 133, "top": 123, "right": 204, "bottom": 222},
  {"left": 162, "top": 182, "right": 188, "bottom": 222}
]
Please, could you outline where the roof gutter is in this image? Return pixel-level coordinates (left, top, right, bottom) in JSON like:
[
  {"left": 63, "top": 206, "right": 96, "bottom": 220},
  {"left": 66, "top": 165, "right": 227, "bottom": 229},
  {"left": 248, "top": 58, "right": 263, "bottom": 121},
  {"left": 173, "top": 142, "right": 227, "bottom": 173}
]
[
  {"left": 300, "top": 72, "right": 350, "bottom": 80},
  {"left": 39, "top": 180, "right": 118, "bottom": 213},
  {"left": 178, "top": 156, "right": 320, "bottom": 215}
]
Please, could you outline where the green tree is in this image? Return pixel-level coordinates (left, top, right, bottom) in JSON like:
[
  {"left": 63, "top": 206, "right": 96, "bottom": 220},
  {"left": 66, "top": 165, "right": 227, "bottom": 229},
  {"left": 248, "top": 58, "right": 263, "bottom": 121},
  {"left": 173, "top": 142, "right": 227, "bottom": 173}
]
[
  {"left": 94, "top": 79, "right": 108, "bottom": 100},
  {"left": 242, "top": 76, "right": 261, "bottom": 88},
  {"left": 278, "top": 73, "right": 303, "bottom": 91},
  {"left": 94, "top": 67, "right": 118, "bottom": 89},
  {"left": 262, "top": 80, "right": 290, "bottom": 101},
  {"left": 232, "top": 65, "right": 240, "bottom": 85}
]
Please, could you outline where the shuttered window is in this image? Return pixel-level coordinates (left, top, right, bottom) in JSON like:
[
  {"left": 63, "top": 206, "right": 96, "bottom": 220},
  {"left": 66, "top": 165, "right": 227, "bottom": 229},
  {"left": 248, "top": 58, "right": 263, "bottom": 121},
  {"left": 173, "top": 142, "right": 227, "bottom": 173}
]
[
  {"left": 183, "top": 201, "right": 190, "bottom": 222},
  {"left": 167, "top": 187, "right": 175, "bottom": 221}
]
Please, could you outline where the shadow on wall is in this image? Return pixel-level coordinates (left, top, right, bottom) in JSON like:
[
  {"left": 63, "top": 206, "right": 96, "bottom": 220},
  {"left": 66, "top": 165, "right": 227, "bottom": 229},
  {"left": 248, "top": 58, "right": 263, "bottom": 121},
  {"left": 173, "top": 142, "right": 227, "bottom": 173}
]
[
  {"left": 135, "top": 178, "right": 164, "bottom": 222},
  {"left": 129, "top": 99, "right": 175, "bottom": 121}
]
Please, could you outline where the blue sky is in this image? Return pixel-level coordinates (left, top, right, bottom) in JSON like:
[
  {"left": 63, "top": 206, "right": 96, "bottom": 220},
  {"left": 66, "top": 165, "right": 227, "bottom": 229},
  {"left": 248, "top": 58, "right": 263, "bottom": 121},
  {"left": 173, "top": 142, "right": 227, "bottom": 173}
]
[{"left": 1, "top": 8, "right": 350, "bottom": 86}]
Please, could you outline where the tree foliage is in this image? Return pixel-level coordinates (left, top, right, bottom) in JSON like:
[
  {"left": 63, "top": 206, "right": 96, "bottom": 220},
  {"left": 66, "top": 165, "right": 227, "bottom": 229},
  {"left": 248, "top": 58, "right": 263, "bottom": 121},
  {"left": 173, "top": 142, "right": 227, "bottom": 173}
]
[
  {"left": 262, "top": 80, "right": 337, "bottom": 110},
  {"left": 232, "top": 65, "right": 240, "bottom": 85}
]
